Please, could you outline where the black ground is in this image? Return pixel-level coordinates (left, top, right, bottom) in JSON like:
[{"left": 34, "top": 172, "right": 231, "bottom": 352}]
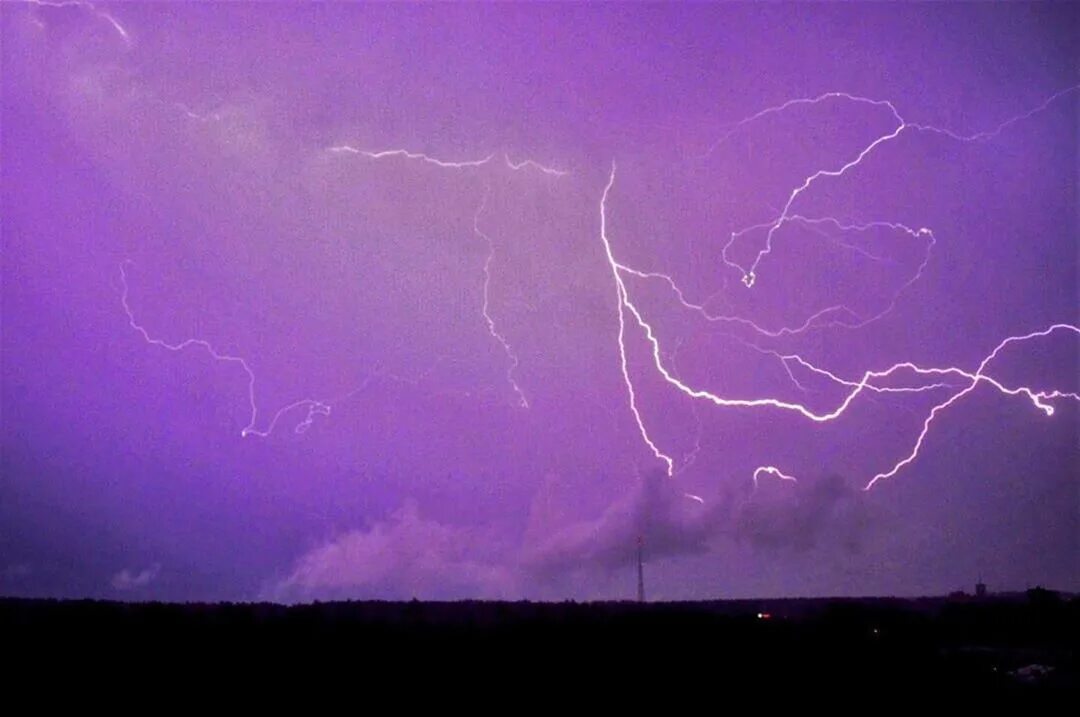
[{"left": 2, "top": 589, "right": 1076, "bottom": 691}]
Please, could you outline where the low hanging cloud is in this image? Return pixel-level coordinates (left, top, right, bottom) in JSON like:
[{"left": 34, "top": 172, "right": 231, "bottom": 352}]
[
  {"left": 523, "top": 469, "right": 876, "bottom": 576},
  {"left": 734, "top": 474, "right": 875, "bottom": 552},
  {"left": 269, "top": 471, "right": 879, "bottom": 602},
  {"left": 523, "top": 469, "right": 728, "bottom": 574},
  {"left": 268, "top": 502, "right": 516, "bottom": 603},
  {"left": 110, "top": 564, "right": 161, "bottom": 591}
]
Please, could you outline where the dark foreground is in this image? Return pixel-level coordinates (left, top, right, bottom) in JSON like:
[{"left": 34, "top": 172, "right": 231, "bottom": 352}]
[{"left": 3, "top": 590, "right": 1076, "bottom": 691}]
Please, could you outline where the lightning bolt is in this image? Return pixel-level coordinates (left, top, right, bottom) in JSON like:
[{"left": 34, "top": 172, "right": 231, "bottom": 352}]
[
  {"left": 624, "top": 218, "right": 936, "bottom": 338},
  {"left": 599, "top": 86, "right": 1079, "bottom": 489},
  {"left": 328, "top": 144, "right": 566, "bottom": 409},
  {"left": 327, "top": 146, "right": 494, "bottom": 169},
  {"left": 119, "top": 261, "right": 330, "bottom": 438},
  {"left": 752, "top": 466, "right": 799, "bottom": 488},
  {"left": 716, "top": 87, "right": 1079, "bottom": 288},
  {"left": 504, "top": 154, "right": 570, "bottom": 177},
  {"left": 862, "top": 324, "right": 1080, "bottom": 490},
  {"left": 599, "top": 164, "right": 676, "bottom": 476},
  {"left": 120, "top": 142, "right": 568, "bottom": 431},
  {"left": 116, "top": 68, "right": 1076, "bottom": 492},
  {"left": 474, "top": 186, "right": 529, "bottom": 408},
  {"left": 23, "top": 0, "right": 131, "bottom": 45},
  {"left": 121, "top": 262, "right": 471, "bottom": 436}
]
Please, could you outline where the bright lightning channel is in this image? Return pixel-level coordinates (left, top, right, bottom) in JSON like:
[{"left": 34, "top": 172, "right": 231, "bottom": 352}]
[{"left": 599, "top": 86, "right": 1080, "bottom": 489}]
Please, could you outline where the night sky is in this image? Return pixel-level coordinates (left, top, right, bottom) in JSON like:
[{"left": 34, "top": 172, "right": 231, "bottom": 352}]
[{"left": 2, "top": 2, "right": 1077, "bottom": 602}]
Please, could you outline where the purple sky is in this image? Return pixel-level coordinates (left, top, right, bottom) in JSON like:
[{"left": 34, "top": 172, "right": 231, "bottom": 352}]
[{"left": 2, "top": 2, "right": 1077, "bottom": 602}]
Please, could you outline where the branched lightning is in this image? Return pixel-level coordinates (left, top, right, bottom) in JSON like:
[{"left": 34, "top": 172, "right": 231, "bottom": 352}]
[
  {"left": 327, "top": 144, "right": 567, "bottom": 409},
  {"left": 120, "top": 262, "right": 470, "bottom": 436},
  {"left": 600, "top": 164, "right": 676, "bottom": 475},
  {"left": 119, "top": 261, "right": 330, "bottom": 437},
  {"left": 119, "top": 143, "right": 570, "bottom": 432},
  {"left": 600, "top": 87, "right": 1079, "bottom": 489},
  {"left": 624, "top": 217, "right": 936, "bottom": 338},
  {"left": 712, "top": 87, "right": 1079, "bottom": 288},
  {"left": 861, "top": 324, "right": 1080, "bottom": 490},
  {"left": 114, "top": 67, "right": 1076, "bottom": 493}
]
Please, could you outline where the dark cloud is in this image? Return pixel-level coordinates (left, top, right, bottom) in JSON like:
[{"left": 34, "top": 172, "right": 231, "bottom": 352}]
[
  {"left": 524, "top": 470, "right": 877, "bottom": 578},
  {"left": 524, "top": 469, "right": 726, "bottom": 574},
  {"left": 734, "top": 474, "right": 875, "bottom": 553}
]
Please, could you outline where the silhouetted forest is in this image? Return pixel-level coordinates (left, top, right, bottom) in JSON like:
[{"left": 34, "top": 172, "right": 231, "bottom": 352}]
[{"left": 2, "top": 590, "right": 1076, "bottom": 690}]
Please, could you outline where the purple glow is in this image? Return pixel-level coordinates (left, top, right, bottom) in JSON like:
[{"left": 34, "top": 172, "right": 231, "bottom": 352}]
[{"left": 2, "top": 2, "right": 1077, "bottom": 602}]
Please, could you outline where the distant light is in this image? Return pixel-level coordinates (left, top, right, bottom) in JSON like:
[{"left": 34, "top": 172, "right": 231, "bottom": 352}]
[{"left": 757, "top": 612, "right": 772, "bottom": 620}]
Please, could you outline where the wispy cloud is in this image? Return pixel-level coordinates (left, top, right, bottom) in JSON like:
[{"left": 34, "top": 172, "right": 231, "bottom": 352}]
[{"left": 110, "top": 564, "right": 160, "bottom": 591}]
